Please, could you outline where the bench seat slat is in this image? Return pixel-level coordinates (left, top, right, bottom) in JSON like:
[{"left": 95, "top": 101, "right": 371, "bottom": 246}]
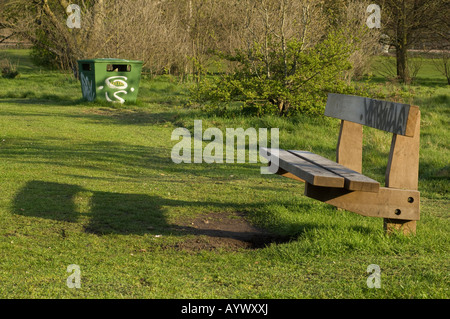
[
  {"left": 261, "top": 148, "right": 345, "bottom": 188},
  {"left": 288, "top": 150, "right": 380, "bottom": 193}
]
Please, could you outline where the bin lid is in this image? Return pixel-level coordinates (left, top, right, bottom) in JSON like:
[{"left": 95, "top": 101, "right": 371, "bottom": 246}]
[{"left": 78, "top": 58, "right": 143, "bottom": 64}]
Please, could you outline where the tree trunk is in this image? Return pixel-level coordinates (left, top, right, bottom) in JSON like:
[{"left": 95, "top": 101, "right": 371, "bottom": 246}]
[
  {"left": 87, "top": 0, "right": 105, "bottom": 54},
  {"left": 395, "top": 0, "right": 410, "bottom": 84},
  {"left": 396, "top": 43, "right": 410, "bottom": 83}
]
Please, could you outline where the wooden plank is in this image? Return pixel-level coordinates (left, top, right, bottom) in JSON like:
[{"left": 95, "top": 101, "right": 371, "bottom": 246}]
[
  {"left": 325, "top": 93, "right": 418, "bottom": 136},
  {"left": 386, "top": 110, "right": 421, "bottom": 190},
  {"left": 305, "top": 183, "right": 420, "bottom": 221},
  {"left": 276, "top": 167, "right": 306, "bottom": 182},
  {"left": 261, "top": 159, "right": 306, "bottom": 182},
  {"left": 260, "top": 148, "right": 344, "bottom": 188},
  {"left": 384, "top": 219, "right": 417, "bottom": 235},
  {"left": 337, "top": 120, "right": 363, "bottom": 173},
  {"left": 384, "top": 109, "right": 421, "bottom": 235},
  {"left": 405, "top": 105, "right": 420, "bottom": 137},
  {"left": 289, "top": 150, "right": 380, "bottom": 193}
]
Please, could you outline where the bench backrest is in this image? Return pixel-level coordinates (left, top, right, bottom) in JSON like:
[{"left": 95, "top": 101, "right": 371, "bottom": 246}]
[
  {"left": 325, "top": 93, "right": 420, "bottom": 137},
  {"left": 324, "top": 93, "right": 421, "bottom": 191}
]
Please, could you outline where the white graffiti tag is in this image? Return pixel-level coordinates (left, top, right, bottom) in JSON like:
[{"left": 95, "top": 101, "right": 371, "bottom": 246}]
[
  {"left": 105, "top": 76, "right": 128, "bottom": 90},
  {"left": 105, "top": 91, "right": 128, "bottom": 104},
  {"left": 103, "top": 76, "right": 128, "bottom": 104},
  {"left": 80, "top": 73, "right": 95, "bottom": 102}
]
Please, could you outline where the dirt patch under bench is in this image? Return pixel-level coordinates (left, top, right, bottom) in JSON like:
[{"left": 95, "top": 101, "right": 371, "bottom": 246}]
[{"left": 166, "top": 211, "right": 292, "bottom": 251}]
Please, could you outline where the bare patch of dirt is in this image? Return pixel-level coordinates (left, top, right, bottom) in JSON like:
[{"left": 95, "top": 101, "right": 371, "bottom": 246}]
[{"left": 166, "top": 211, "right": 291, "bottom": 251}]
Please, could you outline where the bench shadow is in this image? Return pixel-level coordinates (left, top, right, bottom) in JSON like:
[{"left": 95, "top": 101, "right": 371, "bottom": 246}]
[
  {"left": 12, "top": 181, "right": 295, "bottom": 248},
  {"left": 13, "top": 180, "right": 185, "bottom": 236},
  {"left": 13, "top": 181, "right": 84, "bottom": 223},
  {"left": 12, "top": 180, "right": 376, "bottom": 249}
]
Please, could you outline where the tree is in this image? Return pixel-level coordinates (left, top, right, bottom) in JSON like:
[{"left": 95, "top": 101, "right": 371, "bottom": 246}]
[
  {"left": 1, "top": 0, "right": 191, "bottom": 77},
  {"left": 381, "top": 0, "right": 450, "bottom": 83},
  {"left": 0, "top": 0, "right": 388, "bottom": 84},
  {"left": 1, "top": 0, "right": 104, "bottom": 77},
  {"left": 433, "top": 45, "right": 450, "bottom": 85},
  {"left": 190, "top": 0, "right": 373, "bottom": 116}
]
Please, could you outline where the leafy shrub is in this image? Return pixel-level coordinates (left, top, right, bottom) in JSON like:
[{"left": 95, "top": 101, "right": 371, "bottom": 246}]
[
  {"left": 190, "top": 30, "right": 369, "bottom": 116},
  {"left": 0, "top": 58, "right": 20, "bottom": 79}
]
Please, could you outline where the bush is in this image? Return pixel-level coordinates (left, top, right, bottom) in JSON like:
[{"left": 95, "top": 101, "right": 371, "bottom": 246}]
[
  {"left": 190, "top": 30, "right": 367, "bottom": 116},
  {"left": 0, "top": 58, "right": 20, "bottom": 79}
]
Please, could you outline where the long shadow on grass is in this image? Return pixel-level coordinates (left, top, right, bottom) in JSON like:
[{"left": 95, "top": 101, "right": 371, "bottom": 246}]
[
  {"left": 0, "top": 98, "right": 83, "bottom": 106},
  {"left": 12, "top": 181, "right": 297, "bottom": 248},
  {"left": 0, "top": 99, "right": 196, "bottom": 129},
  {"left": 12, "top": 180, "right": 196, "bottom": 235},
  {"left": 0, "top": 136, "right": 263, "bottom": 181}
]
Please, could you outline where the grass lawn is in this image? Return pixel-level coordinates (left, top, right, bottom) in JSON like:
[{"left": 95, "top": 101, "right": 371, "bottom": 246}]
[{"left": 0, "top": 49, "right": 448, "bottom": 299}]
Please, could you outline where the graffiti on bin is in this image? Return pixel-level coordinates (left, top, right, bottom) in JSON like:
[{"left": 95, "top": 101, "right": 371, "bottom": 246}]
[
  {"left": 99, "top": 76, "right": 135, "bottom": 104},
  {"left": 81, "top": 73, "right": 95, "bottom": 102}
]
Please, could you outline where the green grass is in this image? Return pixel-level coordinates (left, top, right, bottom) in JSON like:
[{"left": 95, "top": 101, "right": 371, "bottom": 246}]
[
  {"left": 366, "top": 55, "right": 448, "bottom": 90},
  {"left": 0, "top": 49, "right": 449, "bottom": 299}
]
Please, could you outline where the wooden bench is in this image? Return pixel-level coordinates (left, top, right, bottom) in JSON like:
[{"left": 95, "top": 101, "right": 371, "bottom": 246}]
[{"left": 260, "top": 93, "right": 421, "bottom": 235}]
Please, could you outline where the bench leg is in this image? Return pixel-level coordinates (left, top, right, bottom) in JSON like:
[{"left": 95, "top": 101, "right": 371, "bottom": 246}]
[
  {"left": 384, "top": 219, "right": 416, "bottom": 235},
  {"left": 304, "top": 183, "right": 419, "bottom": 236}
]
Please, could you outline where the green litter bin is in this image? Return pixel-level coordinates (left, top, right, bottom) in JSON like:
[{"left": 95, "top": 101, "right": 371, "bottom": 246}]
[{"left": 78, "top": 58, "right": 143, "bottom": 104}]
